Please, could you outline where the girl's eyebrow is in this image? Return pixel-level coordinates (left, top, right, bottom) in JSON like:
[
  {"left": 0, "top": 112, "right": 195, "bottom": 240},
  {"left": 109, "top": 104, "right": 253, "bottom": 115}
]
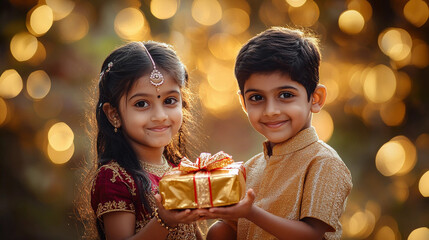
[
  {"left": 244, "top": 86, "right": 298, "bottom": 94},
  {"left": 128, "top": 90, "right": 180, "bottom": 101}
]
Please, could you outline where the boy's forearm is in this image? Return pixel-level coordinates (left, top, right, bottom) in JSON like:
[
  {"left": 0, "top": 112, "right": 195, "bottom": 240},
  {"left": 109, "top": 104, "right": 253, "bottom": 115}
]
[{"left": 246, "top": 205, "right": 323, "bottom": 240}]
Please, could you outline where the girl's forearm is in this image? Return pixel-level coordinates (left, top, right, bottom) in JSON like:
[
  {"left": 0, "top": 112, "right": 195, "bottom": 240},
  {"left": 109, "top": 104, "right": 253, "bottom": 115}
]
[{"left": 246, "top": 206, "right": 322, "bottom": 240}]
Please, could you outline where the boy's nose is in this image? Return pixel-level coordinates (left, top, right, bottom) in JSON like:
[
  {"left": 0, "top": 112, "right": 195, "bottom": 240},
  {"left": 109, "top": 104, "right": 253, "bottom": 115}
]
[
  {"left": 151, "top": 104, "right": 168, "bottom": 122},
  {"left": 264, "top": 99, "right": 281, "bottom": 117}
]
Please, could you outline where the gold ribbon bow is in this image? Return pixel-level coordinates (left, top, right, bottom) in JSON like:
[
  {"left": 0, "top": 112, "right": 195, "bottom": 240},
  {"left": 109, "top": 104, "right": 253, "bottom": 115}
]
[{"left": 178, "top": 151, "right": 234, "bottom": 172}]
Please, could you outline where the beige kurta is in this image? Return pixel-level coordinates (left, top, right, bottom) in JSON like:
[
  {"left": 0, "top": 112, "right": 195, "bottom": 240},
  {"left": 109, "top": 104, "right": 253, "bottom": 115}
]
[{"left": 237, "top": 127, "right": 352, "bottom": 240}]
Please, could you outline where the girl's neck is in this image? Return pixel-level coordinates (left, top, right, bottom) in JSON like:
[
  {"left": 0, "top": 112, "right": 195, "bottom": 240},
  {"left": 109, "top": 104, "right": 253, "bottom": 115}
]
[{"left": 137, "top": 147, "right": 165, "bottom": 165}]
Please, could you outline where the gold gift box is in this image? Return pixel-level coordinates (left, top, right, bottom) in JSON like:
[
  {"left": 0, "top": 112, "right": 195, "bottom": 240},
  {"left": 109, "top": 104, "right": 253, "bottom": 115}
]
[{"left": 159, "top": 152, "right": 246, "bottom": 210}]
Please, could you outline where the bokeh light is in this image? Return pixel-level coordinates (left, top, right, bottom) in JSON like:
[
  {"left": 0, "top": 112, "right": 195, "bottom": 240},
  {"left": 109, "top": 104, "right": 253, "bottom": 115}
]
[
  {"left": 374, "top": 226, "right": 396, "bottom": 240},
  {"left": 408, "top": 227, "right": 429, "bottom": 240},
  {"left": 48, "top": 122, "right": 74, "bottom": 152},
  {"left": 378, "top": 28, "right": 413, "bottom": 61},
  {"left": 221, "top": 8, "right": 250, "bottom": 35},
  {"left": 363, "top": 64, "right": 396, "bottom": 104},
  {"left": 150, "top": 0, "right": 178, "bottom": 20},
  {"left": 57, "top": 12, "right": 89, "bottom": 43},
  {"left": 312, "top": 110, "right": 334, "bottom": 142},
  {"left": 27, "top": 4, "right": 53, "bottom": 36},
  {"left": 338, "top": 10, "right": 365, "bottom": 35},
  {"left": 10, "top": 31, "right": 38, "bottom": 62},
  {"left": 380, "top": 99, "right": 406, "bottom": 126},
  {"left": 392, "top": 135, "right": 417, "bottom": 175},
  {"left": 26, "top": 70, "right": 51, "bottom": 100},
  {"left": 27, "top": 41, "right": 47, "bottom": 66},
  {"left": 192, "top": 0, "right": 222, "bottom": 26},
  {"left": 403, "top": 0, "right": 429, "bottom": 27},
  {"left": 45, "top": 0, "right": 75, "bottom": 21},
  {"left": 198, "top": 81, "right": 237, "bottom": 118},
  {"left": 0, "top": 69, "right": 23, "bottom": 99},
  {"left": 411, "top": 39, "right": 429, "bottom": 68},
  {"left": 419, "top": 171, "right": 429, "bottom": 197},
  {"left": 347, "top": 0, "right": 372, "bottom": 21},
  {"left": 395, "top": 71, "right": 412, "bottom": 100},
  {"left": 320, "top": 62, "right": 340, "bottom": 104},
  {"left": 346, "top": 210, "right": 376, "bottom": 239},
  {"left": 286, "top": 0, "right": 307, "bottom": 8},
  {"left": 114, "top": 8, "right": 149, "bottom": 40},
  {"left": 416, "top": 133, "right": 429, "bottom": 150},
  {"left": 208, "top": 33, "right": 242, "bottom": 61},
  {"left": 0, "top": 98, "right": 8, "bottom": 126},
  {"left": 47, "top": 142, "right": 74, "bottom": 164},
  {"left": 375, "top": 140, "right": 405, "bottom": 176},
  {"left": 288, "top": 0, "right": 320, "bottom": 27},
  {"left": 206, "top": 62, "right": 236, "bottom": 92}
]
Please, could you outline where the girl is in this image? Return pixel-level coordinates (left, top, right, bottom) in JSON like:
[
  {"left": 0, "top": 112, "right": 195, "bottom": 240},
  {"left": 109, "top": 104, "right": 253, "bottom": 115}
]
[{"left": 85, "top": 41, "right": 207, "bottom": 239}]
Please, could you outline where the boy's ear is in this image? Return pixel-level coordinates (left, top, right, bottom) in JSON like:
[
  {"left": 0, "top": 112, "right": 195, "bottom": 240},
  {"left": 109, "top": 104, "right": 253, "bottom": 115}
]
[
  {"left": 310, "top": 84, "right": 327, "bottom": 113},
  {"left": 237, "top": 91, "right": 247, "bottom": 114},
  {"left": 102, "top": 103, "right": 121, "bottom": 128}
]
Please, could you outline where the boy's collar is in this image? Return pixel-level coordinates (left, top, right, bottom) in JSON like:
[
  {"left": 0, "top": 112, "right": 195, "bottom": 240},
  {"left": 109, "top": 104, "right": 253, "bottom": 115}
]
[{"left": 263, "top": 126, "right": 319, "bottom": 157}]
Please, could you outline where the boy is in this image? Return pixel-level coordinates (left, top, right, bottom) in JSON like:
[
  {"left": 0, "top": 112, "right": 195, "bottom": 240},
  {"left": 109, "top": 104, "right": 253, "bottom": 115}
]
[{"left": 206, "top": 27, "right": 352, "bottom": 240}]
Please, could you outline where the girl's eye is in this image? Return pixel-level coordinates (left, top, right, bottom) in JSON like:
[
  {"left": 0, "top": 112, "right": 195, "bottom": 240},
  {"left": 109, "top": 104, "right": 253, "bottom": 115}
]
[
  {"left": 249, "top": 95, "right": 264, "bottom": 101},
  {"left": 135, "top": 101, "right": 148, "bottom": 108},
  {"left": 164, "top": 97, "right": 178, "bottom": 105},
  {"left": 279, "top": 92, "right": 294, "bottom": 99}
]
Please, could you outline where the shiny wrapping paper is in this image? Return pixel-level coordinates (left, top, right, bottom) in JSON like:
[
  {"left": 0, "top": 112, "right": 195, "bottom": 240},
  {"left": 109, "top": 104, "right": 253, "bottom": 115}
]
[{"left": 159, "top": 152, "right": 246, "bottom": 210}]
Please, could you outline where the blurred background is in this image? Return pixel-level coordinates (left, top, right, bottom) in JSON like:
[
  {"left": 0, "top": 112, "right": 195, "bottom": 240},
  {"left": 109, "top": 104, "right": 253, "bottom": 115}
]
[{"left": 1, "top": 0, "right": 429, "bottom": 239}]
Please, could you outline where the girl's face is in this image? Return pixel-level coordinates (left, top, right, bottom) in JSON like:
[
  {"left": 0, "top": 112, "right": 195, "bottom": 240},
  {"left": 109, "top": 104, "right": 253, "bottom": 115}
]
[{"left": 117, "top": 72, "right": 183, "bottom": 155}]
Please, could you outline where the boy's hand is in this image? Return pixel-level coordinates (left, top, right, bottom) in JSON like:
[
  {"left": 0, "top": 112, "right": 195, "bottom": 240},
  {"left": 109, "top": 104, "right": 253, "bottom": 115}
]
[
  {"left": 206, "top": 189, "right": 256, "bottom": 220},
  {"left": 154, "top": 194, "right": 209, "bottom": 226}
]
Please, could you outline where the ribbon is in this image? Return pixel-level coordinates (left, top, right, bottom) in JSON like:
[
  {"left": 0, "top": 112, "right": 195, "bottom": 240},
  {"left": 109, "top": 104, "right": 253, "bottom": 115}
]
[
  {"left": 177, "top": 151, "right": 234, "bottom": 208},
  {"left": 178, "top": 151, "right": 234, "bottom": 173}
]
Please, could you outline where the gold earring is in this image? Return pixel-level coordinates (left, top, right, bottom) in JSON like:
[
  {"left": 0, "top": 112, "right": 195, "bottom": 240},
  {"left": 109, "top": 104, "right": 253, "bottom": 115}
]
[{"left": 114, "top": 119, "right": 118, "bottom": 133}]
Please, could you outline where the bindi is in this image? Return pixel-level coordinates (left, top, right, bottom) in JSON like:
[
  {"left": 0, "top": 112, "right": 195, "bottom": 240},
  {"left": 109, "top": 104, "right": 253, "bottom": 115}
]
[{"left": 157, "top": 95, "right": 161, "bottom": 99}]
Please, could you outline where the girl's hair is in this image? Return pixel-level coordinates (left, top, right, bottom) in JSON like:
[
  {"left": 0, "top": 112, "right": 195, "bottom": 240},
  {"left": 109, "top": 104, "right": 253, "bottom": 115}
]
[{"left": 77, "top": 41, "right": 196, "bottom": 239}]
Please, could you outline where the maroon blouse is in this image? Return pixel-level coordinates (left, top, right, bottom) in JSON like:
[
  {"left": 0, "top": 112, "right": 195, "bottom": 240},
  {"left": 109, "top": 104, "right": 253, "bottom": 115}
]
[{"left": 90, "top": 160, "right": 197, "bottom": 239}]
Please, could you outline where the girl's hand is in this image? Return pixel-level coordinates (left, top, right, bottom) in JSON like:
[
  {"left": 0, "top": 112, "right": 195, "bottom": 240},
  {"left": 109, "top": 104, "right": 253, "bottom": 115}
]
[
  {"left": 206, "top": 189, "right": 256, "bottom": 220},
  {"left": 154, "top": 194, "right": 209, "bottom": 227}
]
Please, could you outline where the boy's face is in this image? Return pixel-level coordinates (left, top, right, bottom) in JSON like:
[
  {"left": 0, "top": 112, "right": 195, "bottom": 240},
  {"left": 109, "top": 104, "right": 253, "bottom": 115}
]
[{"left": 242, "top": 72, "right": 319, "bottom": 145}]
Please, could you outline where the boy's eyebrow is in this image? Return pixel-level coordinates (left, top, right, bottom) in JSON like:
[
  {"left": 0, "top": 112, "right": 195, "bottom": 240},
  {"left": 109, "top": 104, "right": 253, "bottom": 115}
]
[
  {"left": 128, "top": 90, "right": 180, "bottom": 101},
  {"left": 244, "top": 86, "right": 298, "bottom": 94}
]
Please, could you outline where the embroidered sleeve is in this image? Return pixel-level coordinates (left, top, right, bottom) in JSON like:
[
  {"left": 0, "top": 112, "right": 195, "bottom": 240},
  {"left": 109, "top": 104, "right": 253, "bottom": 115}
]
[
  {"left": 300, "top": 158, "right": 352, "bottom": 231},
  {"left": 91, "top": 165, "right": 136, "bottom": 220}
]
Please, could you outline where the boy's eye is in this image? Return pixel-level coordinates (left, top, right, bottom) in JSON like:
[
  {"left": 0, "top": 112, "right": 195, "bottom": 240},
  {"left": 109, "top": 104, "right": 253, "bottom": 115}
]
[
  {"left": 164, "top": 97, "right": 178, "bottom": 105},
  {"left": 134, "top": 100, "right": 148, "bottom": 108},
  {"left": 279, "top": 92, "right": 294, "bottom": 99},
  {"left": 249, "top": 95, "right": 264, "bottom": 101}
]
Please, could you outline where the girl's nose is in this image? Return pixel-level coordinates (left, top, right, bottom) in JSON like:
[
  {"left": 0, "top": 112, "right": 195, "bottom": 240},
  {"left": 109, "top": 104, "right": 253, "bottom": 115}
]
[
  {"left": 263, "top": 99, "right": 280, "bottom": 117},
  {"left": 151, "top": 104, "right": 168, "bottom": 122}
]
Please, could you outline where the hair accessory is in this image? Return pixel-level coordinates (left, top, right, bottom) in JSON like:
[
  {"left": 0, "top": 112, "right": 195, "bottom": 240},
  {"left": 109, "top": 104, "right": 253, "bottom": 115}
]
[
  {"left": 139, "top": 42, "right": 164, "bottom": 92},
  {"left": 99, "top": 62, "right": 113, "bottom": 81},
  {"left": 153, "top": 208, "right": 178, "bottom": 232}
]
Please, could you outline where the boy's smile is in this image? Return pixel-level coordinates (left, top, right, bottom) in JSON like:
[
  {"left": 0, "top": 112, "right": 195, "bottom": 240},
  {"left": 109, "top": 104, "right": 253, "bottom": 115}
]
[{"left": 242, "top": 72, "right": 321, "bottom": 145}]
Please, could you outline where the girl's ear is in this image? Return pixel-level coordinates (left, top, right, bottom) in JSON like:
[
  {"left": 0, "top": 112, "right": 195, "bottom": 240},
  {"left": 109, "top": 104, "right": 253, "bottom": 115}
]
[
  {"left": 237, "top": 91, "right": 248, "bottom": 114},
  {"left": 310, "top": 84, "right": 327, "bottom": 113},
  {"left": 102, "top": 103, "right": 121, "bottom": 128}
]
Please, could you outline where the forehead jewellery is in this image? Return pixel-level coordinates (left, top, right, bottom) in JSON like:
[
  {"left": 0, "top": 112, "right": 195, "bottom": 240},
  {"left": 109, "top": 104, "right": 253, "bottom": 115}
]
[{"left": 139, "top": 42, "right": 164, "bottom": 92}]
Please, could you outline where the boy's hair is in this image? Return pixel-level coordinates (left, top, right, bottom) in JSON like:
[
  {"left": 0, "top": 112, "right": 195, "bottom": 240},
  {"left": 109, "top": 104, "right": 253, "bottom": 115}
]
[{"left": 235, "top": 27, "right": 321, "bottom": 100}]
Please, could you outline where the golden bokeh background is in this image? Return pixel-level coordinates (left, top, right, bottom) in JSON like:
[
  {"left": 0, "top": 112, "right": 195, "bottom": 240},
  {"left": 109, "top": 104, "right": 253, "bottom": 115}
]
[{"left": 0, "top": 0, "right": 428, "bottom": 239}]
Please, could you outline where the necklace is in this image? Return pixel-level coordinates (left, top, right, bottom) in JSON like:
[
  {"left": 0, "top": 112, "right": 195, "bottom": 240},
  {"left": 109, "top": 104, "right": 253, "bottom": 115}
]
[{"left": 141, "top": 156, "right": 172, "bottom": 177}]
